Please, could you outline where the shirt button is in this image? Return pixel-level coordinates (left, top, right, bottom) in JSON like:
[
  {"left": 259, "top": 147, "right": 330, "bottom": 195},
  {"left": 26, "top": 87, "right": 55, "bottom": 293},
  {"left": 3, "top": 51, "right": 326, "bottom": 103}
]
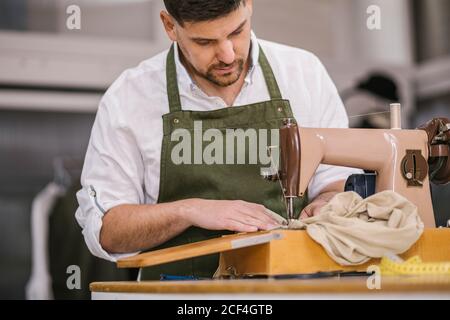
[
  {"left": 277, "top": 107, "right": 283, "bottom": 112},
  {"left": 173, "top": 118, "right": 180, "bottom": 124},
  {"left": 90, "top": 190, "right": 96, "bottom": 197}
]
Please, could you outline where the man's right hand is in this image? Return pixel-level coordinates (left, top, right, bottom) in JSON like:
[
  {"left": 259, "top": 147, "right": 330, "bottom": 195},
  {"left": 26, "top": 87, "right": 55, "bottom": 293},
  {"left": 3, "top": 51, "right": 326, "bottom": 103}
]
[
  {"left": 101, "top": 199, "right": 282, "bottom": 254},
  {"left": 177, "top": 199, "right": 282, "bottom": 233}
]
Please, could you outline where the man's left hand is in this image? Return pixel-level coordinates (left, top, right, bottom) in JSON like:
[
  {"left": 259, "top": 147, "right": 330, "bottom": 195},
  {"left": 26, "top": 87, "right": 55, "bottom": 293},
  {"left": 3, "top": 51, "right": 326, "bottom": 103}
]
[
  {"left": 299, "top": 196, "right": 330, "bottom": 219},
  {"left": 299, "top": 179, "right": 347, "bottom": 219}
]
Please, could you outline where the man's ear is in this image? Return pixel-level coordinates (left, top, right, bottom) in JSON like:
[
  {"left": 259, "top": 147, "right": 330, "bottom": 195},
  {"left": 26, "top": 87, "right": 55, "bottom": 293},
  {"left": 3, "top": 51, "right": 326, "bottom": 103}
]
[
  {"left": 160, "top": 11, "right": 177, "bottom": 42},
  {"left": 246, "top": 0, "right": 253, "bottom": 15}
]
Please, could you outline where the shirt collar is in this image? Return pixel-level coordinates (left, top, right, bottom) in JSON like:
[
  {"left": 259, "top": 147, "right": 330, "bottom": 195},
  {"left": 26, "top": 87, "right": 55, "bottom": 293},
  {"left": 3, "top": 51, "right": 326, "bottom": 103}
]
[{"left": 173, "top": 30, "right": 260, "bottom": 92}]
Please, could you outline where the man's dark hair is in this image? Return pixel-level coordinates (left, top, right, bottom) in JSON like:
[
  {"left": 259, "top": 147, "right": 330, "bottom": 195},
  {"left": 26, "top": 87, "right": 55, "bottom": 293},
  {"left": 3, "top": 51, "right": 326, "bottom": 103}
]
[{"left": 163, "top": 0, "right": 245, "bottom": 26}]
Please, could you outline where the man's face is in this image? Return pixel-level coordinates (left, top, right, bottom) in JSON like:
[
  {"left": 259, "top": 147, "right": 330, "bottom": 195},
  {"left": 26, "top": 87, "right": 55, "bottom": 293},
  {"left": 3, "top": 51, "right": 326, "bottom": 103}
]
[{"left": 171, "top": 2, "right": 253, "bottom": 87}]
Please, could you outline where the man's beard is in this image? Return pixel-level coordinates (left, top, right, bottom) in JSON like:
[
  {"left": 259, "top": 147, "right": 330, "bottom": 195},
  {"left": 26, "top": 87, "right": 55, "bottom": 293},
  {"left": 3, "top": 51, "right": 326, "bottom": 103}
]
[{"left": 198, "top": 59, "right": 245, "bottom": 87}]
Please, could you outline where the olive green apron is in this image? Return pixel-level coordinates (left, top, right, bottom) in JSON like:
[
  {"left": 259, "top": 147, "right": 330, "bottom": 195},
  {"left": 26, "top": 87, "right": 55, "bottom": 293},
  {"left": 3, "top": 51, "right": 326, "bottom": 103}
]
[{"left": 140, "top": 44, "right": 308, "bottom": 280}]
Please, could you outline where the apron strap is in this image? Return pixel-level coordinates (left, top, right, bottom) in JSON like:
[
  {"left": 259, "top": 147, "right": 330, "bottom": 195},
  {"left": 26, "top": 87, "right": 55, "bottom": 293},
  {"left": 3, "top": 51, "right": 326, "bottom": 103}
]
[
  {"left": 165, "top": 43, "right": 283, "bottom": 113},
  {"left": 258, "top": 45, "right": 283, "bottom": 100},
  {"left": 166, "top": 45, "right": 182, "bottom": 113}
]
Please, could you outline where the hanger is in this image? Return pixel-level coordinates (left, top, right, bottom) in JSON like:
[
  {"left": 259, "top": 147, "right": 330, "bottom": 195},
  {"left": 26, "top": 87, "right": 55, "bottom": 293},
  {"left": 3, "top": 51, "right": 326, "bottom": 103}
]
[{"left": 52, "top": 157, "right": 82, "bottom": 189}]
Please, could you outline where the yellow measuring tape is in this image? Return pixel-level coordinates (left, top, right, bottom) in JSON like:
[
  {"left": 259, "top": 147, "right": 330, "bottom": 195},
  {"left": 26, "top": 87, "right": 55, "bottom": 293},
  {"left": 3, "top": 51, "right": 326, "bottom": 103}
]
[{"left": 380, "top": 254, "right": 450, "bottom": 276}]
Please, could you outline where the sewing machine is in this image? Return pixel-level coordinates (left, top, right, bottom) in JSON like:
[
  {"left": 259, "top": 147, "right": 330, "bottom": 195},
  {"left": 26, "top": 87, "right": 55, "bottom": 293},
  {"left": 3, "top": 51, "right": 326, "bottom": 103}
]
[
  {"left": 275, "top": 104, "right": 450, "bottom": 228},
  {"left": 109, "top": 104, "right": 450, "bottom": 279}
]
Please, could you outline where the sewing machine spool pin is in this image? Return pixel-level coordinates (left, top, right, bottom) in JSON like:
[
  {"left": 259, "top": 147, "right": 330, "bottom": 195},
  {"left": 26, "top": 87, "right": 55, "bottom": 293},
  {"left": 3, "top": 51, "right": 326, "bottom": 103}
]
[{"left": 390, "top": 103, "right": 402, "bottom": 130}]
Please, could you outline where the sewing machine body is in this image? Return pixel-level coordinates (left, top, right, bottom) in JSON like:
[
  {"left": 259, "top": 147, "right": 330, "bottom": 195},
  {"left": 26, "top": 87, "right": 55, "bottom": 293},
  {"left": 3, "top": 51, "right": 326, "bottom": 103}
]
[
  {"left": 296, "top": 128, "right": 434, "bottom": 227},
  {"left": 278, "top": 114, "right": 450, "bottom": 228}
]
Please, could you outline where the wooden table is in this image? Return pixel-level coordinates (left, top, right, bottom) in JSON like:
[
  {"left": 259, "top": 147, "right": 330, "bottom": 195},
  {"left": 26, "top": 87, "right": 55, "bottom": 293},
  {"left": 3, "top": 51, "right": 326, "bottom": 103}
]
[{"left": 90, "top": 276, "right": 450, "bottom": 300}]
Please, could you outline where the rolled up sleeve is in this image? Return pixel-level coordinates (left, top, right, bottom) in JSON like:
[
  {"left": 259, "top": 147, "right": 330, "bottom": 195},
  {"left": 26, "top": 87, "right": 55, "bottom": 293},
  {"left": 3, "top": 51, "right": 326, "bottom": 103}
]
[
  {"left": 307, "top": 56, "right": 364, "bottom": 201},
  {"left": 76, "top": 92, "right": 144, "bottom": 262}
]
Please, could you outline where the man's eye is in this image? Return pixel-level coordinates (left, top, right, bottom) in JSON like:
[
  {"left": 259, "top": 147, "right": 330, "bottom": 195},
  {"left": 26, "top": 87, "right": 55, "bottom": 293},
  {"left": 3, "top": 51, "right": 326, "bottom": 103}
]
[
  {"left": 196, "top": 40, "right": 211, "bottom": 46},
  {"left": 231, "top": 29, "right": 243, "bottom": 37}
]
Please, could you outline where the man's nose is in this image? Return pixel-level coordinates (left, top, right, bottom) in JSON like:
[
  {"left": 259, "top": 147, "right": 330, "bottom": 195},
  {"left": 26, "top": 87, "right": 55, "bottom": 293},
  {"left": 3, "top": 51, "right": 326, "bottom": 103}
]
[{"left": 216, "top": 41, "right": 235, "bottom": 65}]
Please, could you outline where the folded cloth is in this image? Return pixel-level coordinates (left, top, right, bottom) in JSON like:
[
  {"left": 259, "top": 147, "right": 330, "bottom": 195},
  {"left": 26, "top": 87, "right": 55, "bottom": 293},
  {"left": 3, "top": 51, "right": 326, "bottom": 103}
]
[{"left": 266, "top": 191, "right": 424, "bottom": 265}]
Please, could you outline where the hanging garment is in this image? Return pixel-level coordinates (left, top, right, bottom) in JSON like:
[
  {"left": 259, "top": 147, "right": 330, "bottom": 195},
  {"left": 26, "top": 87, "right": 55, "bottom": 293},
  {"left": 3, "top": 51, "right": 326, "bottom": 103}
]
[
  {"left": 48, "top": 182, "right": 132, "bottom": 299},
  {"left": 26, "top": 182, "right": 65, "bottom": 300},
  {"left": 26, "top": 182, "right": 132, "bottom": 300}
]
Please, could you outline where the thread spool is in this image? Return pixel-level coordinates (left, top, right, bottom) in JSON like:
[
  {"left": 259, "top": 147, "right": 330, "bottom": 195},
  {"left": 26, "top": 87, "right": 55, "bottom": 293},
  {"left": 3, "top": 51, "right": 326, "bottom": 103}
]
[{"left": 390, "top": 103, "right": 402, "bottom": 130}]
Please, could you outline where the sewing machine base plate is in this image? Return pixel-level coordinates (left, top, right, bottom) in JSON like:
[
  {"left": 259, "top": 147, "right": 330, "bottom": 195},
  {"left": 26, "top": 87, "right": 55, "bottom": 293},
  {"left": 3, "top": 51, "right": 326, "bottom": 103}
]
[{"left": 217, "top": 229, "right": 450, "bottom": 277}]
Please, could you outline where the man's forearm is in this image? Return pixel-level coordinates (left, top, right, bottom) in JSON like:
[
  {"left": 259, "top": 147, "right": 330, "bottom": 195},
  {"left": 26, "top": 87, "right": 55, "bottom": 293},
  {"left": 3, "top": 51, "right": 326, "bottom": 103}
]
[
  {"left": 99, "top": 197, "right": 281, "bottom": 254},
  {"left": 100, "top": 201, "right": 191, "bottom": 254}
]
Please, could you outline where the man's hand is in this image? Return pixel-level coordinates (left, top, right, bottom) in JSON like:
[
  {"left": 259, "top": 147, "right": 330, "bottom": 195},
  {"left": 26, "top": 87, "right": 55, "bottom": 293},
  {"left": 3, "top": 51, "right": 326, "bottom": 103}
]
[
  {"left": 102, "top": 199, "right": 282, "bottom": 253},
  {"left": 299, "top": 191, "right": 336, "bottom": 219},
  {"left": 178, "top": 199, "right": 281, "bottom": 233},
  {"left": 299, "top": 180, "right": 346, "bottom": 219}
]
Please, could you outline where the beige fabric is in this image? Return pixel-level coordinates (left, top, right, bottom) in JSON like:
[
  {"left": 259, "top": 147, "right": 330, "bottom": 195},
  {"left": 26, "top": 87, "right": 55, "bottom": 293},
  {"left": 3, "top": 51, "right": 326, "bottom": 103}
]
[{"left": 266, "top": 191, "right": 424, "bottom": 265}]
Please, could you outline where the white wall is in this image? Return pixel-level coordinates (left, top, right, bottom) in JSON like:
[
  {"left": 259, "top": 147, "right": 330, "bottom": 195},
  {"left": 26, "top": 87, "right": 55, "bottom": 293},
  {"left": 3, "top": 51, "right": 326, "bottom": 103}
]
[
  {"left": 0, "top": 0, "right": 170, "bottom": 89},
  {"left": 252, "top": 0, "right": 415, "bottom": 125},
  {"left": 252, "top": 0, "right": 413, "bottom": 65},
  {"left": 0, "top": 0, "right": 416, "bottom": 119}
]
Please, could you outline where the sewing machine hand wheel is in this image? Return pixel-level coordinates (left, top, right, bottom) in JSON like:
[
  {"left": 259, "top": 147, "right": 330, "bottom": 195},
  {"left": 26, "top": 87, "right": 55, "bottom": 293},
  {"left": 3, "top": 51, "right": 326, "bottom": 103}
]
[{"left": 418, "top": 118, "right": 450, "bottom": 185}]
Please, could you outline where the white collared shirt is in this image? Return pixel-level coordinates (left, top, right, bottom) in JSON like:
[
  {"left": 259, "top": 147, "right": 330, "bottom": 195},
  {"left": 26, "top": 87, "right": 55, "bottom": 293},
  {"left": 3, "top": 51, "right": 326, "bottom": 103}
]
[{"left": 76, "top": 32, "right": 363, "bottom": 262}]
